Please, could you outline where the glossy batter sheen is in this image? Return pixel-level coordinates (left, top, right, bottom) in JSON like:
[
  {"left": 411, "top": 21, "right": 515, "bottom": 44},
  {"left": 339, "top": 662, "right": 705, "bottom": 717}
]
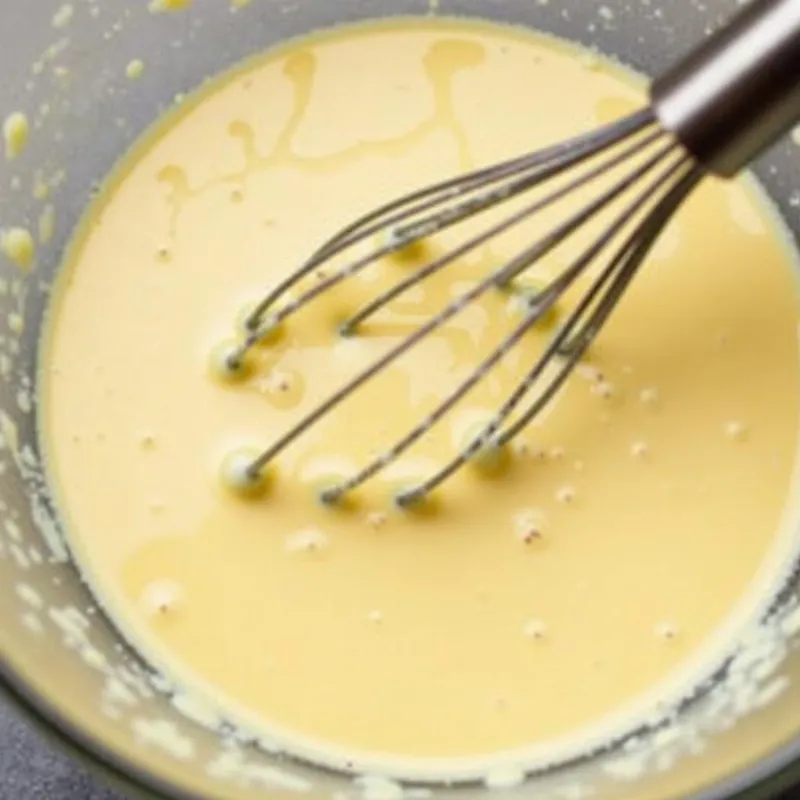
[{"left": 41, "top": 18, "right": 800, "bottom": 778}]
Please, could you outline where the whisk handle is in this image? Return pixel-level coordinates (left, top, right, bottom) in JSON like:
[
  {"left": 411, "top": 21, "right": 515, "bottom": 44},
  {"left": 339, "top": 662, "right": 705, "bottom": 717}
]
[{"left": 652, "top": 0, "right": 800, "bottom": 177}]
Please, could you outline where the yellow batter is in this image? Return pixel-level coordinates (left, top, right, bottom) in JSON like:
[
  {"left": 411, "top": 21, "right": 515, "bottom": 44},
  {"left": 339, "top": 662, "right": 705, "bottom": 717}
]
[{"left": 40, "top": 17, "right": 800, "bottom": 780}]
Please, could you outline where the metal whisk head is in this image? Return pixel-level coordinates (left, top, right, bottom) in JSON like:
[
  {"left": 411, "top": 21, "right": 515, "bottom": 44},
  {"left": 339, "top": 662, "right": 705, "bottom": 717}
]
[
  {"left": 215, "top": 0, "right": 800, "bottom": 506},
  {"left": 222, "top": 108, "right": 704, "bottom": 507}
]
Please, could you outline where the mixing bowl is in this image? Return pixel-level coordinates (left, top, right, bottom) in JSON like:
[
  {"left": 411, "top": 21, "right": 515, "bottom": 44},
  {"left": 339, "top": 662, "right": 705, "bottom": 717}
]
[{"left": 2, "top": 1, "right": 800, "bottom": 798}]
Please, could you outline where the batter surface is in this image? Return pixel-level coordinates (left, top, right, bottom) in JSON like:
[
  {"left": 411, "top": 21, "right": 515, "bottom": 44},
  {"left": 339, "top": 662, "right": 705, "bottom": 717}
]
[{"left": 41, "top": 18, "right": 800, "bottom": 780}]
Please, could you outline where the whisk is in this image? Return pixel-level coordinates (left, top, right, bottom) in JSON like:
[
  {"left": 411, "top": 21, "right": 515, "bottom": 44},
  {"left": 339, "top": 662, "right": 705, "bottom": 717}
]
[{"left": 222, "top": 0, "right": 800, "bottom": 507}]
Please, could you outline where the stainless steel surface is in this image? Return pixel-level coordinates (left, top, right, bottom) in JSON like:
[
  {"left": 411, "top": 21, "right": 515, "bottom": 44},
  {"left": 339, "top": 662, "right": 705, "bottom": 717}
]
[
  {"left": 653, "top": 0, "right": 800, "bottom": 176},
  {"left": 1, "top": 2, "right": 800, "bottom": 800}
]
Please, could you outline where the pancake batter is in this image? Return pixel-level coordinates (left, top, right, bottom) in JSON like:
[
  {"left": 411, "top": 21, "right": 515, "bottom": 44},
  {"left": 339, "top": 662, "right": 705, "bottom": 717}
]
[{"left": 40, "top": 18, "right": 800, "bottom": 781}]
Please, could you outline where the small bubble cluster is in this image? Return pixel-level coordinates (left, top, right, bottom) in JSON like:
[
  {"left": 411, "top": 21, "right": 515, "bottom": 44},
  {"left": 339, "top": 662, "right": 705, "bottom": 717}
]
[
  {"left": 655, "top": 621, "right": 680, "bottom": 641},
  {"left": 639, "top": 387, "right": 659, "bottom": 406},
  {"left": 725, "top": 421, "right": 748, "bottom": 441},
  {"left": 266, "top": 371, "right": 293, "bottom": 395},
  {"left": 513, "top": 509, "right": 545, "bottom": 544},
  {"left": 512, "top": 440, "right": 544, "bottom": 459},
  {"left": 590, "top": 378, "right": 615, "bottom": 399},
  {"left": 556, "top": 485, "right": 576, "bottom": 504},
  {"left": 367, "top": 511, "right": 388, "bottom": 530},
  {"left": 141, "top": 580, "right": 182, "bottom": 616},
  {"left": 523, "top": 618, "right": 547, "bottom": 640},
  {"left": 284, "top": 527, "right": 329, "bottom": 554},
  {"left": 630, "top": 441, "right": 649, "bottom": 459}
]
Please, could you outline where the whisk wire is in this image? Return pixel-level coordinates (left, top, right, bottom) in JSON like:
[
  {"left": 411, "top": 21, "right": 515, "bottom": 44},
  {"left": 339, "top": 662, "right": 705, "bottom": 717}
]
[
  {"left": 341, "top": 128, "right": 669, "bottom": 333},
  {"left": 227, "top": 105, "right": 712, "bottom": 505},
  {"left": 390, "top": 119, "right": 662, "bottom": 244},
  {"left": 240, "top": 110, "right": 658, "bottom": 346},
  {"left": 277, "top": 128, "right": 670, "bottom": 350},
  {"left": 323, "top": 153, "right": 697, "bottom": 505},
  {"left": 398, "top": 160, "right": 704, "bottom": 505},
  {"left": 319, "top": 304, "right": 544, "bottom": 504},
  {"left": 248, "top": 134, "right": 683, "bottom": 485},
  {"left": 498, "top": 163, "right": 705, "bottom": 445},
  {"left": 222, "top": 0, "right": 800, "bottom": 502}
]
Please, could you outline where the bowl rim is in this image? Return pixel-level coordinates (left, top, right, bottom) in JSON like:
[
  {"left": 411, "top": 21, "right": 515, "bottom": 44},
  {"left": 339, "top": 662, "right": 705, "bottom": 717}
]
[
  {"left": 2, "top": 8, "right": 799, "bottom": 797},
  {"left": 3, "top": 655, "right": 800, "bottom": 800}
]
